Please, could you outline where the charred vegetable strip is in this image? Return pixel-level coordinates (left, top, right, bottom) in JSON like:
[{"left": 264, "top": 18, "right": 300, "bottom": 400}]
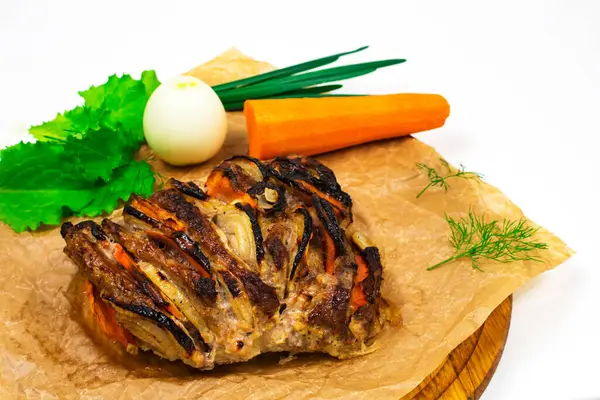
[
  {"left": 128, "top": 195, "right": 187, "bottom": 231},
  {"left": 221, "top": 271, "right": 242, "bottom": 297},
  {"left": 360, "top": 247, "right": 383, "bottom": 304},
  {"left": 269, "top": 157, "right": 352, "bottom": 213},
  {"left": 296, "top": 180, "right": 348, "bottom": 212},
  {"left": 290, "top": 207, "right": 312, "bottom": 280},
  {"left": 169, "top": 178, "right": 208, "bottom": 201},
  {"left": 226, "top": 155, "right": 270, "bottom": 180},
  {"left": 235, "top": 202, "right": 265, "bottom": 264},
  {"left": 123, "top": 205, "right": 162, "bottom": 228},
  {"left": 313, "top": 195, "right": 345, "bottom": 256},
  {"left": 350, "top": 254, "right": 369, "bottom": 309},
  {"left": 106, "top": 298, "right": 196, "bottom": 355},
  {"left": 170, "top": 231, "right": 213, "bottom": 276}
]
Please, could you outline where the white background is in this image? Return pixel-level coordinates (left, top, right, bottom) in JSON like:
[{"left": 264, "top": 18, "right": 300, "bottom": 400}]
[{"left": 1, "top": 1, "right": 599, "bottom": 399}]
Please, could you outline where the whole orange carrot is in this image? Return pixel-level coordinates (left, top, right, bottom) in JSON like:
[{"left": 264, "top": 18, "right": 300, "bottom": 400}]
[{"left": 244, "top": 94, "right": 450, "bottom": 159}]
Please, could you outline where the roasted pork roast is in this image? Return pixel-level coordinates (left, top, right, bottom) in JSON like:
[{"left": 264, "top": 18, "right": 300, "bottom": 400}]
[{"left": 61, "top": 156, "right": 388, "bottom": 369}]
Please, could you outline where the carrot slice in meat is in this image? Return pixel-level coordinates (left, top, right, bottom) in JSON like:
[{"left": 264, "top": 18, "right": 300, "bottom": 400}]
[
  {"left": 354, "top": 253, "right": 369, "bottom": 282},
  {"left": 350, "top": 286, "right": 368, "bottom": 309},
  {"left": 205, "top": 169, "right": 257, "bottom": 206},
  {"left": 297, "top": 180, "right": 346, "bottom": 212},
  {"left": 205, "top": 170, "right": 238, "bottom": 201},
  {"left": 129, "top": 196, "right": 187, "bottom": 232},
  {"left": 165, "top": 303, "right": 185, "bottom": 320},
  {"left": 113, "top": 244, "right": 136, "bottom": 272},
  {"left": 85, "top": 280, "right": 136, "bottom": 349},
  {"left": 350, "top": 254, "right": 369, "bottom": 309},
  {"left": 244, "top": 94, "right": 450, "bottom": 159}
]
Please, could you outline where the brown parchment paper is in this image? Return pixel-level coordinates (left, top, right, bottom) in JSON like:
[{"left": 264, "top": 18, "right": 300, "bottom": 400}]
[{"left": 0, "top": 49, "right": 573, "bottom": 400}]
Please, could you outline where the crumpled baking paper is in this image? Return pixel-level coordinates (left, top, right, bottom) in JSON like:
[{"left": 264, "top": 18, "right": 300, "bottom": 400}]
[{"left": 0, "top": 49, "right": 573, "bottom": 399}]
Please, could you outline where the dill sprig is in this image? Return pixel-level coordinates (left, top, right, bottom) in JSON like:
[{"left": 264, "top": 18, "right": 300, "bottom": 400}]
[
  {"left": 416, "top": 158, "right": 482, "bottom": 198},
  {"left": 428, "top": 211, "right": 549, "bottom": 271}
]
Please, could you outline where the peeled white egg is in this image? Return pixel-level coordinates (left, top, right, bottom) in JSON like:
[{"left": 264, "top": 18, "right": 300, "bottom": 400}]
[{"left": 143, "top": 75, "right": 227, "bottom": 166}]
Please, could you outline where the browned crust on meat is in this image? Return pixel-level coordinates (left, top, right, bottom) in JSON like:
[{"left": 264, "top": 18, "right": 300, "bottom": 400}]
[{"left": 264, "top": 226, "right": 288, "bottom": 271}]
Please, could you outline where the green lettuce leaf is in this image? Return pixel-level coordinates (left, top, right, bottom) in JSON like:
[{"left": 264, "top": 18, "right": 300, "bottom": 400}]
[
  {"left": 60, "top": 127, "right": 139, "bottom": 182},
  {"left": 0, "top": 188, "right": 92, "bottom": 232},
  {"left": 0, "top": 157, "right": 155, "bottom": 232},
  {"left": 28, "top": 106, "right": 102, "bottom": 142},
  {"left": 0, "top": 129, "right": 155, "bottom": 232},
  {"left": 29, "top": 70, "right": 160, "bottom": 143},
  {"left": 1, "top": 128, "right": 139, "bottom": 185},
  {"left": 1, "top": 70, "right": 160, "bottom": 232},
  {"left": 75, "top": 161, "right": 155, "bottom": 217}
]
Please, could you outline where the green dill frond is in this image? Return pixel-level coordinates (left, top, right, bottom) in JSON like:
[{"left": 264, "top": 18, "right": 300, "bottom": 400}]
[
  {"left": 428, "top": 211, "right": 549, "bottom": 271},
  {"left": 416, "top": 158, "right": 482, "bottom": 199}
]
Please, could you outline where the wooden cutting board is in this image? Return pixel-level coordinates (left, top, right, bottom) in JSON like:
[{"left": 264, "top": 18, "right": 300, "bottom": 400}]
[{"left": 402, "top": 296, "right": 512, "bottom": 400}]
